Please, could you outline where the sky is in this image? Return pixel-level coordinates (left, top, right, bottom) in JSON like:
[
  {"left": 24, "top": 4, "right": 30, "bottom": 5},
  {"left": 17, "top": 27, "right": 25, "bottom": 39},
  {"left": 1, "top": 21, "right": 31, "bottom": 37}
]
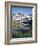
[{"left": 11, "top": 6, "right": 32, "bottom": 15}]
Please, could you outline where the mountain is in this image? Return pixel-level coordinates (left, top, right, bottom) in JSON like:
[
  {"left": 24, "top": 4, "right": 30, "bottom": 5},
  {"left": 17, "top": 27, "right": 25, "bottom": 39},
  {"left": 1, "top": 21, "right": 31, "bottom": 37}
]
[
  {"left": 13, "top": 13, "right": 32, "bottom": 23},
  {"left": 12, "top": 13, "right": 32, "bottom": 32}
]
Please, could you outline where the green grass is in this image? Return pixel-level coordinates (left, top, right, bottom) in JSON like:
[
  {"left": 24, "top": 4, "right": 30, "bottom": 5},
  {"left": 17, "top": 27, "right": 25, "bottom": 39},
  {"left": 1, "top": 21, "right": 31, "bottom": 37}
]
[{"left": 12, "top": 31, "right": 32, "bottom": 38}]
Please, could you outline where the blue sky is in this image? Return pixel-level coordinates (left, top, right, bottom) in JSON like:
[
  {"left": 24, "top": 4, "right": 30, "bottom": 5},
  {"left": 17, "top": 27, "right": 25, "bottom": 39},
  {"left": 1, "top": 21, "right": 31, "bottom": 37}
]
[{"left": 11, "top": 7, "right": 32, "bottom": 15}]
